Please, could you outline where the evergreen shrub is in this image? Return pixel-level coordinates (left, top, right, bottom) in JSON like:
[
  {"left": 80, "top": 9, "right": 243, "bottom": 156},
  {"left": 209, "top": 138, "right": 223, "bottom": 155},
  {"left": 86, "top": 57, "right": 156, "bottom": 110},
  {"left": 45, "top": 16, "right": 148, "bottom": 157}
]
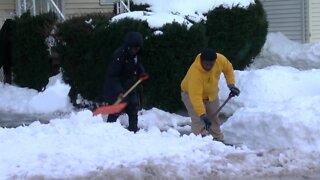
[
  {"left": 11, "top": 11, "right": 58, "bottom": 91},
  {"left": 57, "top": 17, "right": 151, "bottom": 108},
  {"left": 142, "top": 22, "right": 207, "bottom": 111},
  {"left": 56, "top": 0, "right": 268, "bottom": 112},
  {"left": 56, "top": 14, "right": 112, "bottom": 107},
  {"left": 205, "top": 0, "right": 268, "bottom": 70}
]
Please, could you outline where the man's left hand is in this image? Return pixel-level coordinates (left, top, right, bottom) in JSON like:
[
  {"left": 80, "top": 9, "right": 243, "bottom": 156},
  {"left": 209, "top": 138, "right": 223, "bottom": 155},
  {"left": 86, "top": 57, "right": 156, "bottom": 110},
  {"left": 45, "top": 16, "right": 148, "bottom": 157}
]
[
  {"left": 200, "top": 114, "right": 212, "bottom": 130},
  {"left": 229, "top": 86, "right": 240, "bottom": 97}
]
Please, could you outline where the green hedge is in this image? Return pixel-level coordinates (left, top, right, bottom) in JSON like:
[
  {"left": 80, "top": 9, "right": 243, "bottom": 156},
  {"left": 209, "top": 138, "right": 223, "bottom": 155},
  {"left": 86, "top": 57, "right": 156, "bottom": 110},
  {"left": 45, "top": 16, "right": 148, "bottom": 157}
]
[
  {"left": 11, "top": 11, "right": 58, "bottom": 91},
  {"left": 12, "top": 1, "right": 267, "bottom": 112},
  {"left": 57, "top": 17, "right": 152, "bottom": 109},
  {"left": 142, "top": 22, "right": 207, "bottom": 111},
  {"left": 57, "top": 1, "right": 268, "bottom": 112},
  {"left": 205, "top": 0, "right": 268, "bottom": 70},
  {"left": 57, "top": 18, "right": 206, "bottom": 111}
]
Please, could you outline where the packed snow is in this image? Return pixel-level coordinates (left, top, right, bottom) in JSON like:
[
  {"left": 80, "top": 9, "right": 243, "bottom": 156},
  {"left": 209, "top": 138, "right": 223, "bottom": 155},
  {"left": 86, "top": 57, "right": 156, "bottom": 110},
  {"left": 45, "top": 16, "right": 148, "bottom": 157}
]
[{"left": 1, "top": 0, "right": 320, "bottom": 179}]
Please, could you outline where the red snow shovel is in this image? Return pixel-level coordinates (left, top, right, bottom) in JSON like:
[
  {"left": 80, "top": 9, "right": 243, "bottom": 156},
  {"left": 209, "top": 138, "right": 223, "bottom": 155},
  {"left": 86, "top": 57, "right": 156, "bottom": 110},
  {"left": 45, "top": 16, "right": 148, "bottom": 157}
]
[{"left": 93, "top": 74, "right": 149, "bottom": 115}]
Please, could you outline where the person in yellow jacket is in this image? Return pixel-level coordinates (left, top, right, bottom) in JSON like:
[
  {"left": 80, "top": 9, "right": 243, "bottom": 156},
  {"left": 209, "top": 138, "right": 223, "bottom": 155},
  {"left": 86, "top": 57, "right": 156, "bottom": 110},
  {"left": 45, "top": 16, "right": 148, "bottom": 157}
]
[{"left": 181, "top": 48, "right": 240, "bottom": 142}]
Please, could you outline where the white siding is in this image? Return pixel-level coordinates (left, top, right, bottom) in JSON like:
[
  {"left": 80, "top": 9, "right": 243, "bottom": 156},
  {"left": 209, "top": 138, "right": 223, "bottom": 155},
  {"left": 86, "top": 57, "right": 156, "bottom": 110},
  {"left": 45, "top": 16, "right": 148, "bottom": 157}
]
[
  {"left": 0, "top": 0, "right": 115, "bottom": 26},
  {"left": 64, "top": 0, "right": 114, "bottom": 18},
  {"left": 0, "top": 0, "right": 15, "bottom": 27},
  {"left": 261, "top": 0, "right": 306, "bottom": 43},
  {"left": 309, "top": 0, "right": 320, "bottom": 42}
]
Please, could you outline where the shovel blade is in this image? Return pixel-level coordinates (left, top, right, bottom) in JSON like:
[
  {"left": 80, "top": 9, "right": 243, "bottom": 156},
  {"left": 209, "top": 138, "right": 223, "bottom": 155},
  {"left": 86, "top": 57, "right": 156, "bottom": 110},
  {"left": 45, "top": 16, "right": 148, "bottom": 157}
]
[{"left": 93, "top": 102, "right": 127, "bottom": 115}]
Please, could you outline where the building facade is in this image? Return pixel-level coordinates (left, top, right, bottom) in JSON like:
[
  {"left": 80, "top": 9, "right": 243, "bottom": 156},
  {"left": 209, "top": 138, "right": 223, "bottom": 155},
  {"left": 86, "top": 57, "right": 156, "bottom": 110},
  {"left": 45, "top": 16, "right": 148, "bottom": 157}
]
[
  {"left": 2, "top": 0, "right": 320, "bottom": 43},
  {"left": 0, "top": 0, "right": 15, "bottom": 26},
  {"left": 308, "top": 0, "right": 320, "bottom": 42},
  {"left": 261, "top": 0, "right": 320, "bottom": 43},
  {"left": 0, "top": 0, "right": 115, "bottom": 26}
]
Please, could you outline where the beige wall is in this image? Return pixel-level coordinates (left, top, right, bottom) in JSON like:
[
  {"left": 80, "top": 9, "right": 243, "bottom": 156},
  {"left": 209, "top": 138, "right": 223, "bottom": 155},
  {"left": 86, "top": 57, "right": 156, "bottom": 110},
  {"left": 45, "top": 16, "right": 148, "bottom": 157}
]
[
  {"left": 309, "top": 0, "right": 320, "bottom": 42},
  {"left": 0, "top": 0, "right": 16, "bottom": 27},
  {"left": 260, "top": 0, "right": 307, "bottom": 43},
  {"left": 1, "top": 0, "right": 115, "bottom": 27},
  {"left": 63, "top": 0, "right": 114, "bottom": 18}
]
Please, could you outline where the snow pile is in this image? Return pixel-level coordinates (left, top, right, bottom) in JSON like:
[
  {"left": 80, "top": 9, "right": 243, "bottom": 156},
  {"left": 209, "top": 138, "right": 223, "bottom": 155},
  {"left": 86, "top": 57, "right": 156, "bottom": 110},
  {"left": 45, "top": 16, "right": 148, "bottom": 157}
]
[{"left": 251, "top": 32, "right": 320, "bottom": 69}]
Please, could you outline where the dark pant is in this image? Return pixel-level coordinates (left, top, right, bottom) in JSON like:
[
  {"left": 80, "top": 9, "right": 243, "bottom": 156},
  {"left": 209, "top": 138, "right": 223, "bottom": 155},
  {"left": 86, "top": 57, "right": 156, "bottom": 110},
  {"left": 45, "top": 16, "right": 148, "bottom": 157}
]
[
  {"left": 3, "top": 64, "right": 11, "bottom": 84},
  {"left": 181, "top": 91, "right": 224, "bottom": 140},
  {"left": 107, "top": 94, "right": 139, "bottom": 133}
]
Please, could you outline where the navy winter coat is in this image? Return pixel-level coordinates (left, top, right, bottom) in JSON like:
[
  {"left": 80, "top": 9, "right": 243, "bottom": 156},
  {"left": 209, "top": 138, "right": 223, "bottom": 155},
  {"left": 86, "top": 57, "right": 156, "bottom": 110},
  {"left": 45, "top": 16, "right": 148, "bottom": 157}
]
[{"left": 103, "top": 32, "right": 145, "bottom": 105}]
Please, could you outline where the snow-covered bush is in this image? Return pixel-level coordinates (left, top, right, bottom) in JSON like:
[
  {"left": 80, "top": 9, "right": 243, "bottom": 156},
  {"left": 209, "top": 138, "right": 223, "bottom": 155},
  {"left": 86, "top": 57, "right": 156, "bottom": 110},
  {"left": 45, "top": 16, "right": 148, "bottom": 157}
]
[{"left": 206, "top": 0, "right": 268, "bottom": 70}]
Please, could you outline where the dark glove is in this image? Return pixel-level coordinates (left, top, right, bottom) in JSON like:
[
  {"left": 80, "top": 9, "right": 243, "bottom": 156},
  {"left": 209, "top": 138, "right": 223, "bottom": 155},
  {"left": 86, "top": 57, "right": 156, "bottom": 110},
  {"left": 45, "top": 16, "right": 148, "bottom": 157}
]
[
  {"left": 200, "top": 114, "right": 212, "bottom": 130},
  {"left": 229, "top": 85, "right": 240, "bottom": 97}
]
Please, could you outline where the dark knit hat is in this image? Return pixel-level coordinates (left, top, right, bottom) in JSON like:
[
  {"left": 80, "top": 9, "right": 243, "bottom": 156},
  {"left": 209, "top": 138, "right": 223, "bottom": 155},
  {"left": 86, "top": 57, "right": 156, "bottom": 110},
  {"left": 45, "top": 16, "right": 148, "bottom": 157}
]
[
  {"left": 124, "top": 32, "right": 143, "bottom": 48},
  {"left": 200, "top": 48, "right": 217, "bottom": 61}
]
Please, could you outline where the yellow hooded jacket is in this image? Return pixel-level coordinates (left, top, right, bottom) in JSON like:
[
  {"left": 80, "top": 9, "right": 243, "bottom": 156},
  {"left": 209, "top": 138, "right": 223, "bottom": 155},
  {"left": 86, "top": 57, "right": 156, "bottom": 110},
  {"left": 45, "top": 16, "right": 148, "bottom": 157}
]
[{"left": 181, "top": 53, "right": 235, "bottom": 116}]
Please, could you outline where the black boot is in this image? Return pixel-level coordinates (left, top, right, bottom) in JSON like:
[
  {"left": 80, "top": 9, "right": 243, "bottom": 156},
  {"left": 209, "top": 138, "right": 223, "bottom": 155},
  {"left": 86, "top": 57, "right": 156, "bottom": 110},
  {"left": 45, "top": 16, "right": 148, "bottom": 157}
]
[
  {"left": 127, "top": 113, "right": 138, "bottom": 133},
  {"left": 126, "top": 99, "right": 139, "bottom": 133},
  {"left": 107, "top": 114, "right": 118, "bottom": 123},
  {"left": 127, "top": 125, "right": 138, "bottom": 133}
]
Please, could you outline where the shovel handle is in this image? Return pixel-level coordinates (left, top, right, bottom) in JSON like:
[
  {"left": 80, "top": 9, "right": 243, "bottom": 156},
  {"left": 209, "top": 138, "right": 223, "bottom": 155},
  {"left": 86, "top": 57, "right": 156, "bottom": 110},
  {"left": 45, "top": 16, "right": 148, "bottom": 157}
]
[
  {"left": 199, "top": 94, "right": 233, "bottom": 135},
  {"left": 114, "top": 79, "right": 142, "bottom": 105},
  {"left": 113, "top": 75, "right": 148, "bottom": 105}
]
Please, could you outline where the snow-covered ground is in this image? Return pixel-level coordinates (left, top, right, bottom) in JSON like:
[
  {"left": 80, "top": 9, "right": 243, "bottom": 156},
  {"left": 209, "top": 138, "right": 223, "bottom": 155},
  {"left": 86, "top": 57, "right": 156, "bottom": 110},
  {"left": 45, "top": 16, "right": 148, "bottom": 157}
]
[{"left": 1, "top": 0, "right": 320, "bottom": 179}]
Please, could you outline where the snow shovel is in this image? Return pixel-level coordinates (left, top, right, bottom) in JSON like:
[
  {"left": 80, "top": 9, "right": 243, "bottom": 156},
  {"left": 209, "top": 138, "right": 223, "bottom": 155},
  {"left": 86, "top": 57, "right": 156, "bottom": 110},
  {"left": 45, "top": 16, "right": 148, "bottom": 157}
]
[
  {"left": 199, "top": 93, "right": 233, "bottom": 135},
  {"left": 93, "top": 74, "right": 149, "bottom": 116}
]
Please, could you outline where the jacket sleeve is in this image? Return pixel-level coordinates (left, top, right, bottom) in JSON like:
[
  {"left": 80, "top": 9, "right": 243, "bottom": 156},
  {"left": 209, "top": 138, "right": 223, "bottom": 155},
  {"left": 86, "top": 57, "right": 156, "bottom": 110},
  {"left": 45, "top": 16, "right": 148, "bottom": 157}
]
[
  {"left": 136, "top": 56, "right": 145, "bottom": 76},
  {"left": 188, "top": 73, "right": 206, "bottom": 116},
  {"left": 106, "top": 55, "right": 125, "bottom": 94},
  {"left": 221, "top": 56, "right": 235, "bottom": 85}
]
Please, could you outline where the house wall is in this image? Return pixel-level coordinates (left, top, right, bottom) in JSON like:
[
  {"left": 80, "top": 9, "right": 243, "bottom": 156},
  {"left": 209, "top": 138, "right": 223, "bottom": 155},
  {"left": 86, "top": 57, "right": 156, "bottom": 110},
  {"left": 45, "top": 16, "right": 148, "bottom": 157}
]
[
  {"left": 260, "top": 0, "right": 307, "bottom": 43},
  {"left": 0, "top": 0, "right": 16, "bottom": 27},
  {"left": 0, "top": 0, "right": 115, "bottom": 27},
  {"left": 63, "top": 0, "right": 114, "bottom": 18},
  {"left": 308, "top": 0, "right": 320, "bottom": 42}
]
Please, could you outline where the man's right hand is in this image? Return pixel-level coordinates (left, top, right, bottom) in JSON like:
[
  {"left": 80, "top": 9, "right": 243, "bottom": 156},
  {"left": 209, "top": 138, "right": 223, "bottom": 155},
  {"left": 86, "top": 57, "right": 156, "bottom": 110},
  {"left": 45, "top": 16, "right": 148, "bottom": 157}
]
[
  {"left": 200, "top": 114, "right": 212, "bottom": 130},
  {"left": 117, "top": 93, "right": 124, "bottom": 100},
  {"left": 139, "top": 73, "right": 149, "bottom": 81}
]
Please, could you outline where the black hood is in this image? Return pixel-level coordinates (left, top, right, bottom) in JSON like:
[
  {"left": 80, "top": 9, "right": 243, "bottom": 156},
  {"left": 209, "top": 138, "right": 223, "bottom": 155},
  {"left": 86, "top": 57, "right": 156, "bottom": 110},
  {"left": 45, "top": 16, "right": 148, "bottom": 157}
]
[{"left": 124, "top": 32, "right": 143, "bottom": 48}]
